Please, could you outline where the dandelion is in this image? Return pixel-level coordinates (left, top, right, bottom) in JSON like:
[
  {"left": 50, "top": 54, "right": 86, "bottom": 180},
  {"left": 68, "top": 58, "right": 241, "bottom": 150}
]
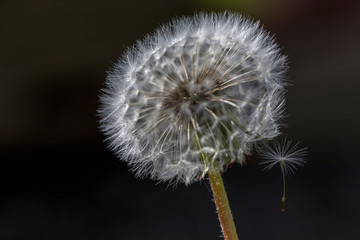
[
  {"left": 99, "top": 12, "right": 287, "bottom": 185},
  {"left": 99, "top": 12, "right": 289, "bottom": 239},
  {"left": 259, "top": 137, "right": 307, "bottom": 212}
]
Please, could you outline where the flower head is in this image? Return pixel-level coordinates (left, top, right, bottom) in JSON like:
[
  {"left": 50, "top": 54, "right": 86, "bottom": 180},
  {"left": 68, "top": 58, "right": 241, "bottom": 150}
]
[{"left": 99, "top": 12, "right": 288, "bottom": 185}]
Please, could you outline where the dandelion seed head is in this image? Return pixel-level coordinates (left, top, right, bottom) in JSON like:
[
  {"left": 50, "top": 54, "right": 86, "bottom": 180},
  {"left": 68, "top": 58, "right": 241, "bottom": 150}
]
[{"left": 99, "top": 12, "right": 288, "bottom": 185}]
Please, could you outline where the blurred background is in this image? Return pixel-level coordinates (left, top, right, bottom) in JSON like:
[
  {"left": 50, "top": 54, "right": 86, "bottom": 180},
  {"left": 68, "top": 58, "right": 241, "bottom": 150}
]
[{"left": 1, "top": 0, "right": 360, "bottom": 239}]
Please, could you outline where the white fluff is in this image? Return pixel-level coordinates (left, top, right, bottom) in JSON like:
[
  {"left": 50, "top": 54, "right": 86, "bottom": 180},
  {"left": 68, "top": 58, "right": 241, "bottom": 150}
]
[
  {"left": 99, "top": 12, "right": 288, "bottom": 185},
  {"left": 259, "top": 137, "right": 307, "bottom": 175}
]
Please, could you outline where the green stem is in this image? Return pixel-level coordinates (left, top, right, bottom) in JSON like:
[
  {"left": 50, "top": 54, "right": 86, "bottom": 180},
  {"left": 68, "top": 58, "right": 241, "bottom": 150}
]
[{"left": 208, "top": 169, "right": 239, "bottom": 240}]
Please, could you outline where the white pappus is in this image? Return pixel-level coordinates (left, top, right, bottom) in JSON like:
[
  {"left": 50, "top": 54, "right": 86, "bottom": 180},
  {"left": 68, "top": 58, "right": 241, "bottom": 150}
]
[
  {"left": 98, "top": 12, "right": 288, "bottom": 185},
  {"left": 259, "top": 137, "right": 307, "bottom": 175}
]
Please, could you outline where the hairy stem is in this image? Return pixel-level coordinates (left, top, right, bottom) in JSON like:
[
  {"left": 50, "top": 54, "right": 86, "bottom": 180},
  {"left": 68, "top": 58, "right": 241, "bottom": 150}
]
[{"left": 208, "top": 169, "right": 239, "bottom": 240}]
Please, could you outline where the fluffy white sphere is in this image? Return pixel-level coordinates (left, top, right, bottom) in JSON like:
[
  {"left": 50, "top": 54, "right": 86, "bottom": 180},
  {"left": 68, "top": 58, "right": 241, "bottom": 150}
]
[{"left": 99, "top": 12, "right": 288, "bottom": 185}]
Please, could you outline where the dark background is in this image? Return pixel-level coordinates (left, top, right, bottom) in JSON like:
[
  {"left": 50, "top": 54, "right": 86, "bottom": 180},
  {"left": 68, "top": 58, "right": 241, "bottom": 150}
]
[{"left": 1, "top": 0, "right": 360, "bottom": 239}]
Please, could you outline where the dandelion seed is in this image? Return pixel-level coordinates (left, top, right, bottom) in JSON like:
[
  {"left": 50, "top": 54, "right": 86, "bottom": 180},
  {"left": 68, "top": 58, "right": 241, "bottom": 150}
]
[
  {"left": 259, "top": 137, "right": 307, "bottom": 212},
  {"left": 98, "top": 12, "right": 288, "bottom": 185}
]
